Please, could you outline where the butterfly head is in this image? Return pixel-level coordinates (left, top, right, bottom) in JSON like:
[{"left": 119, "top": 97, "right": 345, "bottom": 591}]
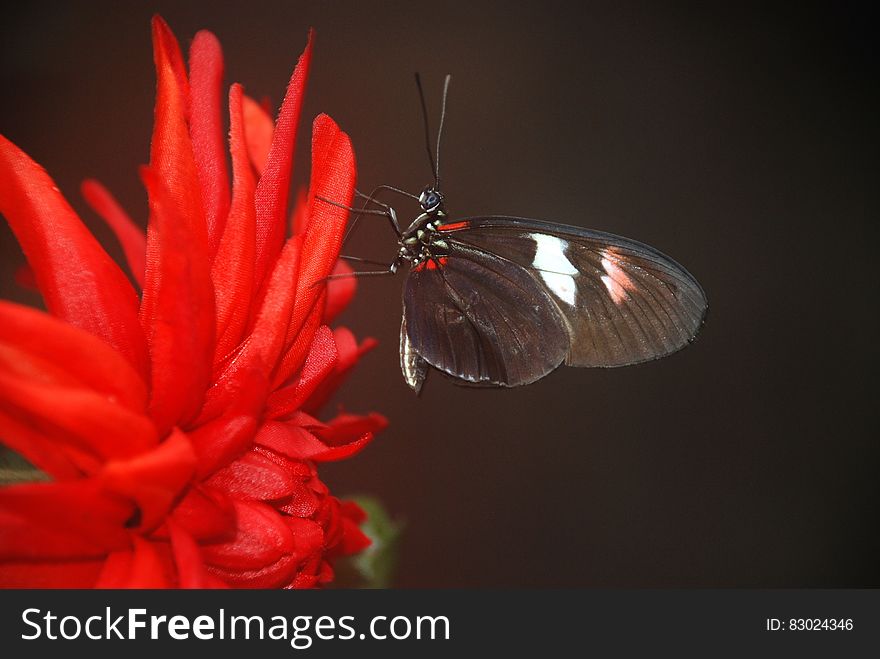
[{"left": 419, "top": 187, "right": 444, "bottom": 215}]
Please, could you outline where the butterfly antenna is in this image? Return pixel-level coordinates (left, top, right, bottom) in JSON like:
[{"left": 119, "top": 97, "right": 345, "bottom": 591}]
[
  {"left": 434, "top": 74, "right": 452, "bottom": 191},
  {"left": 415, "top": 73, "right": 438, "bottom": 185}
]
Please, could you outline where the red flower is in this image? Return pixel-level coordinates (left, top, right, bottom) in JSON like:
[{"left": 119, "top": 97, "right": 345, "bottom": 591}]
[{"left": 0, "top": 16, "right": 384, "bottom": 588}]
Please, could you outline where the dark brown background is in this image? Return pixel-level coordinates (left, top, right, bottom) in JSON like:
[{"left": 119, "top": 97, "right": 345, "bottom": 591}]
[{"left": 1, "top": 1, "right": 877, "bottom": 587}]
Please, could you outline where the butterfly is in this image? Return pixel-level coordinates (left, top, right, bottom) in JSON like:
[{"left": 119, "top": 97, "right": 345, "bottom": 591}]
[{"left": 331, "top": 75, "right": 707, "bottom": 394}]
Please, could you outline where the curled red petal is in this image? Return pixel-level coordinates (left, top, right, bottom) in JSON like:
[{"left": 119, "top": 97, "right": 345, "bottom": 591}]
[
  {"left": 140, "top": 166, "right": 215, "bottom": 434},
  {"left": 0, "top": 135, "right": 148, "bottom": 377},
  {"left": 189, "top": 30, "right": 230, "bottom": 255},
  {"left": 254, "top": 419, "right": 375, "bottom": 463},
  {"left": 213, "top": 84, "right": 256, "bottom": 365},
  {"left": 0, "top": 300, "right": 147, "bottom": 412},
  {"left": 202, "top": 499, "right": 314, "bottom": 588},
  {"left": 100, "top": 428, "right": 197, "bottom": 532},
  {"left": 316, "top": 411, "right": 388, "bottom": 446},
  {"left": 253, "top": 30, "right": 312, "bottom": 289},
  {"left": 81, "top": 179, "right": 147, "bottom": 288},
  {"left": 242, "top": 93, "right": 273, "bottom": 176}
]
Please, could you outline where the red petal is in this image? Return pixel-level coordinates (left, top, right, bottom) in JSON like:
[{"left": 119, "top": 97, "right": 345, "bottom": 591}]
[
  {"left": 0, "top": 300, "right": 147, "bottom": 412},
  {"left": 273, "top": 287, "right": 326, "bottom": 389},
  {"left": 81, "top": 179, "right": 147, "bottom": 288},
  {"left": 316, "top": 411, "right": 388, "bottom": 446},
  {"left": 189, "top": 30, "right": 230, "bottom": 256},
  {"left": 167, "top": 519, "right": 211, "bottom": 588},
  {"left": 285, "top": 114, "right": 356, "bottom": 347},
  {"left": 0, "top": 408, "right": 93, "bottom": 478},
  {"left": 169, "top": 485, "right": 236, "bottom": 543},
  {"left": 0, "top": 370, "right": 159, "bottom": 465},
  {"left": 288, "top": 185, "right": 309, "bottom": 235},
  {"left": 207, "top": 450, "right": 296, "bottom": 501},
  {"left": 254, "top": 419, "right": 375, "bottom": 463},
  {"left": 253, "top": 31, "right": 313, "bottom": 289},
  {"left": 202, "top": 499, "right": 313, "bottom": 588},
  {"left": 0, "top": 480, "right": 134, "bottom": 560},
  {"left": 266, "top": 324, "right": 337, "bottom": 418},
  {"left": 234, "top": 236, "right": 302, "bottom": 378},
  {"left": 303, "top": 327, "right": 377, "bottom": 413},
  {"left": 100, "top": 428, "right": 197, "bottom": 532},
  {"left": 95, "top": 536, "right": 171, "bottom": 588},
  {"left": 0, "top": 135, "right": 148, "bottom": 377},
  {"left": 336, "top": 513, "right": 372, "bottom": 556},
  {"left": 0, "top": 560, "right": 103, "bottom": 588},
  {"left": 242, "top": 93, "right": 274, "bottom": 176},
  {"left": 139, "top": 166, "right": 215, "bottom": 434},
  {"left": 148, "top": 17, "right": 204, "bottom": 243},
  {"left": 324, "top": 259, "right": 356, "bottom": 323},
  {"left": 213, "top": 84, "right": 256, "bottom": 365}
]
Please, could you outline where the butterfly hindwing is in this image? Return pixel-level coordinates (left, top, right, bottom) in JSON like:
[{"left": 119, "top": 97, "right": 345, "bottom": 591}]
[{"left": 402, "top": 245, "right": 571, "bottom": 387}]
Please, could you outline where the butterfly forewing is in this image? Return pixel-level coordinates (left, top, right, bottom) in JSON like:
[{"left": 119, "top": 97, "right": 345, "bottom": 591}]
[
  {"left": 403, "top": 245, "right": 571, "bottom": 386},
  {"left": 433, "top": 217, "right": 708, "bottom": 369}
]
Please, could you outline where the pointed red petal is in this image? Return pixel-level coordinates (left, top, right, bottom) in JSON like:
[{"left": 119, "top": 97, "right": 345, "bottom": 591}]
[
  {"left": 213, "top": 84, "right": 256, "bottom": 364},
  {"left": 100, "top": 428, "right": 197, "bottom": 532},
  {"left": 273, "top": 287, "right": 326, "bottom": 389},
  {"left": 0, "top": 300, "right": 147, "bottom": 412},
  {"left": 242, "top": 94, "right": 274, "bottom": 176},
  {"left": 286, "top": 114, "right": 356, "bottom": 344},
  {"left": 139, "top": 166, "right": 215, "bottom": 434},
  {"left": 148, "top": 17, "right": 204, "bottom": 242},
  {"left": 189, "top": 30, "right": 230, "bottom": 255},
  {"left": 0, "top": 135, "right": 148, "bottom": 376},
  {"left": 80, "top": 179, "right": 147, "bottom": 288},
  {"left": 253, "top": 31, "right": 313, "bottom": 289}
]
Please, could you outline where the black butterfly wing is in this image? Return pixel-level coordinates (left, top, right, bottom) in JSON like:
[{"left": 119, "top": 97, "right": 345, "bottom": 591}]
[
  {"left": 436, "top": 216, "right": 708, "bottom": 369},
  {"left": 402, "top": 245, "right": 571, "bottom": 387}
]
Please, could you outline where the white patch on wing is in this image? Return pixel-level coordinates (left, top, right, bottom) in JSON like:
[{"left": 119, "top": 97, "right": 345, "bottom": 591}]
[
  {"left": 531, "top": 233, "right": 578, "bottom": 306},
  {"left": 600, "top": 250, "right": 637, "bottom": 305}
]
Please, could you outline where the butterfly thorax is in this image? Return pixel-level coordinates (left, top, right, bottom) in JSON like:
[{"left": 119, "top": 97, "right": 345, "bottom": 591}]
[{"left": 395, "top": 186, "right": 451, "bottom": 271}]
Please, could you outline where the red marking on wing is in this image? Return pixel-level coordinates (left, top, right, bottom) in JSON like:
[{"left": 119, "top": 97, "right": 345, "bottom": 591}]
[
  {"left": 438, "top": 221, "right": 470, "bottom": 232},
  {"left": 412, "top": 256, "right": 448, "bottom": 272}
]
